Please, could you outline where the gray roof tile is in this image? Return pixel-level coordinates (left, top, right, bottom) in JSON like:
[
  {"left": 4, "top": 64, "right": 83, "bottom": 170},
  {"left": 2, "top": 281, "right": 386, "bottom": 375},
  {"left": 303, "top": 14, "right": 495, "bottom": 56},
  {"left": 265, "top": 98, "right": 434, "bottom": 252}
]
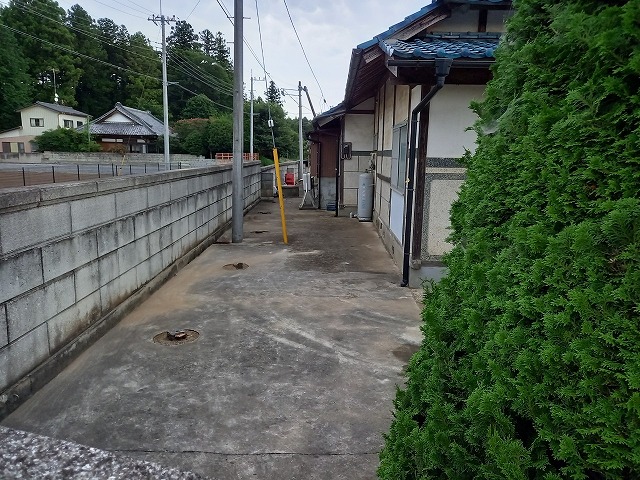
[{"left": 381, "top": 33, "right": 500, "bottom": 60}]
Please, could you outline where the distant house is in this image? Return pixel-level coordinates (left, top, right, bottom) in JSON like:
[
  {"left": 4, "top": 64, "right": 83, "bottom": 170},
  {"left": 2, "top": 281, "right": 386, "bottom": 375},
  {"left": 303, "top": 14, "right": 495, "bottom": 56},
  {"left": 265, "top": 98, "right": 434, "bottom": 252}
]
[
  {"left": 87, "top": 103, "right": 166, "bottom": 153},
  {"left": 310, "top": 0, "right": 513, "bottom": 286},
  {"left": 0, "top": 101, "right": 89, "bottom": 154}
]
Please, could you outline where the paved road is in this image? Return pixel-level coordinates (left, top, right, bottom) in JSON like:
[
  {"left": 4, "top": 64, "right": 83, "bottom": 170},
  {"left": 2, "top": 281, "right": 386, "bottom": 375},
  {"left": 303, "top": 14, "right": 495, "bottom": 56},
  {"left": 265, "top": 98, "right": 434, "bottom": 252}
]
[{"left": 2, "top": 198, "right": 422, "bottom": 480}]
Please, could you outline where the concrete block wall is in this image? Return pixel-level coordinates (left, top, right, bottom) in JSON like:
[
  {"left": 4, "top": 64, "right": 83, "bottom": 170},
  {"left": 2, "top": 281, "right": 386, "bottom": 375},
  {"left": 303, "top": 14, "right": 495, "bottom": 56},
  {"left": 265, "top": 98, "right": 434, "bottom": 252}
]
[{"left": 0, "top": 162, "right": 261, "bottom": 402}]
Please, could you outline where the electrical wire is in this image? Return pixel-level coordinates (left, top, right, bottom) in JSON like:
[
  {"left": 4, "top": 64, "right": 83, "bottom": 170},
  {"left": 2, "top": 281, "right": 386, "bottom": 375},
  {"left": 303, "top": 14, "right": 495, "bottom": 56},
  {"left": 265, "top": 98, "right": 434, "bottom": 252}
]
[
  {"left": 254, "top": 0, "right": 276, "bottom": 147},
  {"left": 168, "top": 53, "right": 234, "bottom": 95},
  {"left": 185, "top": 0, "right": 202, "bottom": 22},
  {"left": 282, "top": 0, "right": 327, "bottom": 107},
  {"left": 86, "top": 0, "right": 148, "bottom": 20}
]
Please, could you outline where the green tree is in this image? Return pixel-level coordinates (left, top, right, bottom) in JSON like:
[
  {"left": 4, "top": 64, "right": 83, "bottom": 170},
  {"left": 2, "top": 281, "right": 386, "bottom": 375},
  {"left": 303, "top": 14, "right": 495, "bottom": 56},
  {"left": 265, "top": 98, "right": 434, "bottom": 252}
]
[
  {"left": 123, "top": 32, "right": 162, "bottom": 117},
  {"left": 207, "top": 113, "right": 233, "bottom": 157},
  {"left": 172, "top": 118, "right": 208, "bottom": 156},
  {"left": 34, "top": 127, "right": 100, "bottom": 152},
  {"left": 167, "top": 20, "right": 199, "bottom": 52},
  {"left": 210, "top": 31, "right": 232, "bottom": 71},
  {"left": 379, "top": 1, "right": 640, "bottom": 479},
  {"left": 265, "top": 80, "right": 283, "bottom": 107},
  {"left": 182, "top": 94, "right": 217, "bottom": 119},
  {"left": 97, "top": 18, "right": 130, "bottom": 106},
  {"left": 67, "top": 5, "right": 111, "bottom": 117},
  {"left": 1, "top": 0, "right": 81, "bottom": 105},
  {"left": 200, "top": 28, "right": 215, "bottom": 56},
  {"left": 0, "top": 19, "right": 31, "bottom": 130}
]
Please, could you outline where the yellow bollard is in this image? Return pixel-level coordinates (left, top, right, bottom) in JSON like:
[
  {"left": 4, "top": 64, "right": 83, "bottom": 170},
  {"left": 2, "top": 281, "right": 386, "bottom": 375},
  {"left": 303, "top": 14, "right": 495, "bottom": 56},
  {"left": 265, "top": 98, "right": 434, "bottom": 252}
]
[{"left": 272, "top": 148, "right": 288, "bottom": 244}]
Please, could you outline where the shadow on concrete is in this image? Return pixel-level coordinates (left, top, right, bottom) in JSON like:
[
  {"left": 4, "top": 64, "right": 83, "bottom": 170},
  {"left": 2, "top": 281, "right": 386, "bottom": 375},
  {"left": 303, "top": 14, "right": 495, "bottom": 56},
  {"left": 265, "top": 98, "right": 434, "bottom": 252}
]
[{"left": 1, "top": 198, "right": 422, "bottom": 480}]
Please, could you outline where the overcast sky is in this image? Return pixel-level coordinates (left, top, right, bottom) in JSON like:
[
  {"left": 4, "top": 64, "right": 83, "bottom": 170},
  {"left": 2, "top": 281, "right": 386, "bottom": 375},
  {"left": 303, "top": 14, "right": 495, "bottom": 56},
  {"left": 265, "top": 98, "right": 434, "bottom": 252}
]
[{"left": 54, "top": 0, "right": 429, "bottom": 118}]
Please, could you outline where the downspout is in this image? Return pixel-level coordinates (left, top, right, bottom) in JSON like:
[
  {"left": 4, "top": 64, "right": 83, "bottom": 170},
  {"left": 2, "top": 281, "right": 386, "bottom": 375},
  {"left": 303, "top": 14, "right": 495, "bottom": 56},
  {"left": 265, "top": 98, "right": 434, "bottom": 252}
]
[
  {"left": 401, "top": 58, "right": 452, "bottom": 287},
  {"left": 306, "top": 133, "right": 322, "bottom": 209},
  {"left": 335, "top": 133, "right": 340, "bottom": 217}
]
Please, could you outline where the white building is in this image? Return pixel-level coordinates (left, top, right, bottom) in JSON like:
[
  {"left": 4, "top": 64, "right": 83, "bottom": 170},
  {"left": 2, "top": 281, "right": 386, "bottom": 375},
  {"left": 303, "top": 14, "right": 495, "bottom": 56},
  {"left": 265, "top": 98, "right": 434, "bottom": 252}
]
[
  {"left": 0, "top": 102, "right": 89, "bottom": 154},
  {"left": 310, "top": 0, "right": 512, "bottom": 286}
]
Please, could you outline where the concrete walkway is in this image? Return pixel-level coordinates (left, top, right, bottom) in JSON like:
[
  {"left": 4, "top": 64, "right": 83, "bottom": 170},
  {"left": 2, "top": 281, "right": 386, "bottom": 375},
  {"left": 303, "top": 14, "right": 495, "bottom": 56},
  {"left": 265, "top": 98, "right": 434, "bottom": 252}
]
[{"left": 2, "top": 198, "right": 422, "bottom": 479}]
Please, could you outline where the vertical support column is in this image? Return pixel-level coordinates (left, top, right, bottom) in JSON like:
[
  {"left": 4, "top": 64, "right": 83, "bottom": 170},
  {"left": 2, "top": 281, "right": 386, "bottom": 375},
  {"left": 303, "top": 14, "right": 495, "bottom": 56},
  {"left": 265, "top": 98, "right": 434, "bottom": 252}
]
[
  {"left": 298, "top": 81, "right": 304, "bottom": 180},
  {"left": 231, "top": 0, "right": 244, "bottom": 243}
]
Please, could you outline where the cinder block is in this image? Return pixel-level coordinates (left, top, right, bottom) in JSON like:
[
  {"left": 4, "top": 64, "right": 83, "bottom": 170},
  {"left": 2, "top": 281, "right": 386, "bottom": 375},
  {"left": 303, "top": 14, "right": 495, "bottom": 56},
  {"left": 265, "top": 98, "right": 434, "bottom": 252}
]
[
  {"left": 171, "top": 239, "right": 182, "bottom": 262},
  {"left": 160, "top": 204, "right": 173, "bottom": 228},
  {"left": 136, "top": 258, "right": 152, "bottom": 287},
  {"left": 184, "top": 231, "right": 197, "bottom": 251},
  {"left": 42, "top": 230, "right": 98, "bottom": 283},
  {"left": 171, "top": 198, "right": 190, "bottom": 222},
  {"left": 0, "top": 249, "right": 44, "bottom": 305},
  {"left": 70, "top": 194, "right": 116, "bottom": 232},
  {"left": 118, "top": 241, "right": 142, "bottom": 272},
  {"left": 100, "top": 278, "right": 121, "bottom": 313},
  {"left": 188, "top": 212, "right": 197, "bottom": 233},
  {"left": 159, "top": 225, "right": 173, "bottom": 250},
  {"left": 47, "top": 292, "right": 101, "bottom": 354},
  {"left": 134, "top": 208, "right": 161, "bottom": 240},
  {"left": 196, "top": 225, "right": 208, "bottom": 243},
  {"left": 120, "top": 267, "right": 138, "bottom": 298},
  {"left": 148, "top": 229, "right": 161, "bottom": 256},
  {"left": 161, "top": 246, "right": 173, "bottom": 270},
  {"left": 75, "top": 261, "right": 100, "bottom": 301},
  {"left": 147, "top": 183, "right": 171, "bottom": 208},
  {"left": 6, "top": 274, "right": 76, "bottom": 342},
  {"left": 98, "top": 251, "right": 119, "bottom": 287},
  {"left": 149, "top": 252, "right": 163, "bottom": 277},
  {"left": 0, "top": 324, "right": 49, "bottom": 391},
  {"left": 195, "top": 191, "right": 209, "bottom": 211},
  {"left": 187, "top": 176, "right": 204, "bottom": 196},
  {"left": 0, "top": 305, "right": 7, "bottom": 348},
  {"left": 97, "top": 217, "right": 135, "bottom": 256},
  {"left": 170, "top": 179, "right": 189, "bottom": 201},
  {"left": 115, "top": 188, "right": 148, "bottom": 218},
  {"left": 172, "top": 217, "right": 189, "bottom": 242},
  {"left": 40, "top": 182, "right": 97, "bottom": 202},
  {"left": 0, "top": 188, "right": 40, "bottom": 211},
  {"left": 0, "top": 203, "right": 72, "bottom": 255}
]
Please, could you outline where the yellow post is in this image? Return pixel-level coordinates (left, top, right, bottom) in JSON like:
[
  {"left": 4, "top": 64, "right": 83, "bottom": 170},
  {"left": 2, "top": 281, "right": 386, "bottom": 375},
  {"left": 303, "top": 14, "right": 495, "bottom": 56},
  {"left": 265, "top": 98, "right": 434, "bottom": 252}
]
[{"left": 272, "top": 148, "right": 288, "bottom": 244}]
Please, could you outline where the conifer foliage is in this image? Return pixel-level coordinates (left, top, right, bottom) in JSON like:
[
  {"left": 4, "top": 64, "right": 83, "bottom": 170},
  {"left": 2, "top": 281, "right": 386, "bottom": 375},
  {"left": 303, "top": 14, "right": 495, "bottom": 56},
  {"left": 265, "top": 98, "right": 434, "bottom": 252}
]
[{"left": 379, "top": 1, "right": 640, "bottom": 478}]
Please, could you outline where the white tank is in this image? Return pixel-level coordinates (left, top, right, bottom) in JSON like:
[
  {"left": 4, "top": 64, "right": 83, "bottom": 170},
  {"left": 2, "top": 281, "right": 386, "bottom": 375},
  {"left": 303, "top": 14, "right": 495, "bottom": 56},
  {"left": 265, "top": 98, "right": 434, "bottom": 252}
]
[{"left": 357, "top": 172, "right": 374, "bottom": 221}]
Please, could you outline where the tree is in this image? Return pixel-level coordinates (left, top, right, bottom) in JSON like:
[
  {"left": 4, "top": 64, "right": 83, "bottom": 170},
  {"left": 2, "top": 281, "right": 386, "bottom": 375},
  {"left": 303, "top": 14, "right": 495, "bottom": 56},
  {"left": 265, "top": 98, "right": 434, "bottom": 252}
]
[
  {"left": 207, "top": 113, "right": 233, "bottom": 157},
  {"left": 181, "top": 94, "right": 217, "bottom": 119},
  {"left": 265, "top": 80, "right": 283, "bottom": 107},
  {"left": 96, "top": 18, "right": 130, "bottom": 106},
  {"left": 210, "top": 31, "right": 232, "bottom": 71},
  {"left": 0, "top": 19, "right": 31, "bottom": 130},
  {"left": 200, "top": 29, "right": 215, "bottom": 56},
  {"left": 1, "top": 0, "right": 81, "bottom": 105},
  {"left": 167, "top": 20, "right": 199, "bottom": 52},
  {"left": 379, "top": 1, "right": 640, "bottom": 479},
  {"left": 34, "top": 127, "right": 100, "bottom": 152},
  {"left": 67, "top": 5, "right": 111, "bottom": 117},
  {"left": 123, "top": 32, "right": 162, "bottom": 117}
]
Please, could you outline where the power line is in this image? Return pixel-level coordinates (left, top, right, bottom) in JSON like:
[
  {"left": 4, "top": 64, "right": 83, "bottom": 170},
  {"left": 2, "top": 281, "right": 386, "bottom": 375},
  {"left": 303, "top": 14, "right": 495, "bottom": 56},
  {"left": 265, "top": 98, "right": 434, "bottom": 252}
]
[
  {"left": 168, "top": 53, "right": 234, "bottom": 95},
  {"left": 185, "top": 0, "right": 202, "bottom": 21},
  {"left": 282, "top": 0, "right": 326, "bottom": 106},
  {"left": 1, "top": 23, "right": 163, "bottom": 83},
  {"left": 87, "top": 0, "right": 148, "bottom": 19}
]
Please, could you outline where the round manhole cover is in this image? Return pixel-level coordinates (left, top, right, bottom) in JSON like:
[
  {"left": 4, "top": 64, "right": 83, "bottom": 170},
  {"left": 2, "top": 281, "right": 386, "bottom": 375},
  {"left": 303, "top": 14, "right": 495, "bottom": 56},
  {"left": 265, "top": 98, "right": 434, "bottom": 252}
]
[
  {"left": 223, "top": 262, "right": 249, "bottom": 270},
  {"left": 153, "top": 329, "right": 200, "bottom": 346}
]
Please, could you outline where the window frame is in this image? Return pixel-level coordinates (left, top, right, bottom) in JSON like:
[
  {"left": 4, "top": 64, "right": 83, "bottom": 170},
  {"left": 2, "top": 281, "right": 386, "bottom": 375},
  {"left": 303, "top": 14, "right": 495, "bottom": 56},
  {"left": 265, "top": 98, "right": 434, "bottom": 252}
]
[{"left": 30, "top": 118, "right": 44, "bottom": 127}]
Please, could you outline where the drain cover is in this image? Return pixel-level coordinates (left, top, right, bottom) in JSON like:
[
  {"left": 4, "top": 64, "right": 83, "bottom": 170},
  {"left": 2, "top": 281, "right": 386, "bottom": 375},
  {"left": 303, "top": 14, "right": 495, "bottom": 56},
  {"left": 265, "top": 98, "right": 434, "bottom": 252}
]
[
  {"left": 153, "top": 329, "right": 200, "bottom": 345},
  {"left": 257, "top": 211, "right": 271, "bottom": 215},
  {"left": 223, "top": 262, "right": 249, "bottom": 270},
  {"left": 252, "top": 230, "right": 268, "bottom": 234}
]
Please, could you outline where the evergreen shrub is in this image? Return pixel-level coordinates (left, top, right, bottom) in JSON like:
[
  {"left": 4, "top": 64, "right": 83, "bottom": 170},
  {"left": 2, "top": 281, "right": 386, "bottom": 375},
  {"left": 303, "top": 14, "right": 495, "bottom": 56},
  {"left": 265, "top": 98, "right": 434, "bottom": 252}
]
[{"left": 379, "top": 1, "right": 640, "bottom": 478}]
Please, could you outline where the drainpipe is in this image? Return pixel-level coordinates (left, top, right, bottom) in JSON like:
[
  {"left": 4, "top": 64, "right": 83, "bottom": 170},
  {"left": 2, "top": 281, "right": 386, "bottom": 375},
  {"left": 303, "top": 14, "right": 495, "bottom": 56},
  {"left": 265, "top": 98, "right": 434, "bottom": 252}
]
[
  {"left": 307, "top": 133, "right": 322, "bottom": 208},
  {"left": 401, "top": 58, "right": 452, "bottom": 287}
]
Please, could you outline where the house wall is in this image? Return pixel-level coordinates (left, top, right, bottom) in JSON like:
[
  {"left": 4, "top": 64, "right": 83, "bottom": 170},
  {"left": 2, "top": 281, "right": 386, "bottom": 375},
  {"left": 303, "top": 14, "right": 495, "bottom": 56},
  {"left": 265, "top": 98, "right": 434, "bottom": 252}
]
[
  {"left": 0, "top": 135, "right": 35, "bottom": 154},
  {"left": 430, "top": 8, "right": 478, "bottom": 32},
  {"left": 0, "top": 163, "right": 261, "bottom": 415},
  {"left": 342, "top": 103, "right": 374, "bottom": 207},
  {"left": 103, "top": 112, "right": 131, "bottom": 123},
  {"left": 19, "top": 106, "right": 59, "bottom": 136}
]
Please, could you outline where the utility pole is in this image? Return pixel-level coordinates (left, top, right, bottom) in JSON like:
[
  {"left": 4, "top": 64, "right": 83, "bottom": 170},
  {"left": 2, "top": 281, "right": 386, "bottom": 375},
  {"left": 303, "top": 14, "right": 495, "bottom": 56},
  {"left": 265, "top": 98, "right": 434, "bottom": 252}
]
[
  {"left": 298, "top": 81, "right": 304, "bottom": 179},
  {"left": 231, "top": 0, "right": 244, "bottom": 243},
  {"left": 250, "top": 72, "right": 264, "bottom": 161},
  {"left": 149, "top": 3, "right": 176, "bottom": 170}
]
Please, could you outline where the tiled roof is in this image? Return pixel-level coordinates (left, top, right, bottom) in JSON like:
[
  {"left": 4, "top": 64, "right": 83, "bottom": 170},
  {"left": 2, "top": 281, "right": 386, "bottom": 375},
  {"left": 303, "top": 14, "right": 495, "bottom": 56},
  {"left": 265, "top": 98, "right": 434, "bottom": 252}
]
[
  {"left": 381, "top": 33, "right": 500, "bottom": 60},
  {"left": 357, "top": 0, "right": 510, "bottom": 49},
  {"left": 34, "top": 101, "right": 88, "bottom": 117},
  {"left": 86, "top": 103, "right": 166, "bottom": 137},
  {"left": 88, "top": 123, "right": 158, "bottom": 136}
]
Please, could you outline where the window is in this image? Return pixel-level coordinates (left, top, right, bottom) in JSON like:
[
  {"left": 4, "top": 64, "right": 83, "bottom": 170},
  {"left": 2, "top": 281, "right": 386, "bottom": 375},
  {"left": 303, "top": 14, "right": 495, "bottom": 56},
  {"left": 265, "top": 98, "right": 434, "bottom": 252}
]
[
  {"left": 30, "top": 118, "right": 44, "bottom": 127},
  {"left": 77, "top": 121, "right": 84, "bottom": 127},
  {"left": 2, "top": 142, "right": 10, "bottom": 153},
  {"left": 18, "top": 142, "right": 25, "bottom": 154},
  {"left": 391, "top": 123, "right": 408, "bottom": 192},
  {"left": 63, "top": 120, "right": 73, "bottom": 128}
]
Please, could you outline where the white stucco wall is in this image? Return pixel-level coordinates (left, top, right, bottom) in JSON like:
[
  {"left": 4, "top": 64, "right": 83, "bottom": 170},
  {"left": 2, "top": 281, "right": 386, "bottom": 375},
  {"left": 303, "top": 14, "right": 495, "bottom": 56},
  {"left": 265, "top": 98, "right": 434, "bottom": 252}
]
[
  {"left": 427, "top": 84, "right": 484, "bottom": 158},
  {"left": 344, "top": 113, "right": 374, "bottom": 151},
  {"left": 19, "top": 107, "right": 59, "bottom": 136},
  {"left": 487, "top": 9, "right": 513, "bottom": 31}
]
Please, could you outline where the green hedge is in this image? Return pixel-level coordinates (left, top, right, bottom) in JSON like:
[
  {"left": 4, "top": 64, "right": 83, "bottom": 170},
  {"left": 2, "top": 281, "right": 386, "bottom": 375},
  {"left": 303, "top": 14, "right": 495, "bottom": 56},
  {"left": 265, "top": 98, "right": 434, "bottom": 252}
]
[{"left": 379, "top": 1, "right": 640, "bottom": 478}]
